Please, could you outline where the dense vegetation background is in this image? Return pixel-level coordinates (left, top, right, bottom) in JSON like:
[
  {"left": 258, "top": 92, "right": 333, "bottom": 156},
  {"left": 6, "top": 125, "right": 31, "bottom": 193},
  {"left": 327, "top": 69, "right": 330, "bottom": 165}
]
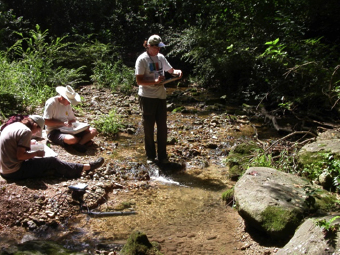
[{"left": 1, "top": 0, "right": 340, "bottom": 122}]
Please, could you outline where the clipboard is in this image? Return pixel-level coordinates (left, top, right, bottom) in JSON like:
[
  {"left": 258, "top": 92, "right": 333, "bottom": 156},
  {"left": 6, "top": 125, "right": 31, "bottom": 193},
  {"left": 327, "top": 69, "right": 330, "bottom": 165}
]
[{"left": 162, "top": 75, "right": 182, "bottom": 85}]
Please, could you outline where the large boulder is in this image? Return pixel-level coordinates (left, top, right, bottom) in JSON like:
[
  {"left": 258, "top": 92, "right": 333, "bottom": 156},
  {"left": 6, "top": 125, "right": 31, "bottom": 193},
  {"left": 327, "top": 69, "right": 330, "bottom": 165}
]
[
  {"left": 234, "top": 167, "right": 310, "bottom": 241},
  {"left": 277, "top": 215, "right": 340, "bottom": 255}
]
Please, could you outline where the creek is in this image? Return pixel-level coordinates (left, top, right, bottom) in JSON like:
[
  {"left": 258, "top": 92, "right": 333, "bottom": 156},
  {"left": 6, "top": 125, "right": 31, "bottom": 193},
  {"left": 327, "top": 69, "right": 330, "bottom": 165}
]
[{"left": 1, "top": 85, "right": 280, "bottom": 254}]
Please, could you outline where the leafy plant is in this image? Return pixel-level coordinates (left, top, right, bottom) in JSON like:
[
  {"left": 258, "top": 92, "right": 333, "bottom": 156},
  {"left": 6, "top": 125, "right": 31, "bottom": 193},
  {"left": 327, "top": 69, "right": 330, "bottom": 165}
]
[
  {"left": 248, "top": 150, "right": 273, "bottom": 168},
  {"left": 1, "top": 25, "right": 86, "bottom": 114},
  {"left": 93, "top": 110, "right": 124, "bottom": 137},
  {"left": 91, "top": 59, "right": 135, "bottom": 94},
  {"left": 315, "top": 216, "right": 340, "bottom": 235},
  {"left": 303, "top": 185, "right": 322, "bottom": 209},
  {"left": 302, "top": 152, "right": 340, "bottom": 191},
  {"left": 259, "top": 38, "right": 287, "bottom": 63}
]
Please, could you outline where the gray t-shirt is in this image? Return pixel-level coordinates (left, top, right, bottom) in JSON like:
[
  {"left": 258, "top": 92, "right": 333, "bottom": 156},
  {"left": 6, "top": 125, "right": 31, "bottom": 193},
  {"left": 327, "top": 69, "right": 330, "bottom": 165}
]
[
  {"left": 135, "top": 52, "right": 172, "bottom": 99},
  {"left": 0, "top": 122, "right": 31, "bottom": 174}
]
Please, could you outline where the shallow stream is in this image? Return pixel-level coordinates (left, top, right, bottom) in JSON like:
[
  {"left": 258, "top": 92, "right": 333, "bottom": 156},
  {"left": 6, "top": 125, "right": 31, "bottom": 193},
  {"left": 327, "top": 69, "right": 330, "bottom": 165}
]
[{"left": 1, "top": 85, "right": 280, "bottom": 254}]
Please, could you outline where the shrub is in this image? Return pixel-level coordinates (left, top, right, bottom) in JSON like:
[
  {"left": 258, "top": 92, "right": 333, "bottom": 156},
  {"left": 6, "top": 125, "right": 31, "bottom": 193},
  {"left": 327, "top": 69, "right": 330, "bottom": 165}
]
[{"left": 93, "top": 110, "right": 124, "bottom": 137}]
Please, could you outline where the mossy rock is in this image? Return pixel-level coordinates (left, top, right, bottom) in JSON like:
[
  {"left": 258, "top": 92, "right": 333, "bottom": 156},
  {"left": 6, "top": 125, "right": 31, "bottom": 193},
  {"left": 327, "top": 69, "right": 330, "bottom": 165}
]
[
  {"left": 314, "top": 190, "right": 339, "bottom": 212},
  {"left": 0, "top": 240, "right": 85, "bottom": 255},
  {"left": 298, "top": 140, "right": 340, "bottom": 167},
  {"left": 228, "top": 165, "right": 243, "bottom": 180},
  {"left": 260, "top": 206, "right": 303, "bottom": 240},
  {"left": 120, "top": 231, "right": 163, "bottom": 255},
  {"left": 224, "top": 141, "right": 261, "bottom": 179},
  {"left": 231, "top": 141, "right": 259, "bottom": 155},
  {"left": 222, "top": 187, "right": 234, "bottom": 204}
]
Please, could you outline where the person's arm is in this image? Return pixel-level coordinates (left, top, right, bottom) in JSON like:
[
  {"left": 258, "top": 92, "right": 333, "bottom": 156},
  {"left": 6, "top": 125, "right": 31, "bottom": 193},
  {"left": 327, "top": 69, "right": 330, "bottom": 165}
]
[
  {"left": 17, "top": 146, "right": 45, "bottom": 160},
  {"left": 44, "top": 118, "right": 74, "bottom": 127},
  {"left": 136, "top": 74, "right": 165, "bottom": 86}
]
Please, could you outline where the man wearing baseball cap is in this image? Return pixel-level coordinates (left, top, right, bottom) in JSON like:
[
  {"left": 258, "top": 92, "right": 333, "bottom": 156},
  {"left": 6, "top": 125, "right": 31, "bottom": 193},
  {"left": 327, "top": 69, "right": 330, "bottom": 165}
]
[{"left": 135, "top": 34, "right": 183, "bottom": 165}]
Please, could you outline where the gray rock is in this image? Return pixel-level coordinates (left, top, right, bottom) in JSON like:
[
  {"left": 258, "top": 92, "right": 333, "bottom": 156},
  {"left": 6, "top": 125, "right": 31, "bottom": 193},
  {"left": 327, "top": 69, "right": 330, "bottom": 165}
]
[
  {"left": 234, "top": 167, "right": 309, "bottom": 241},
  {"left": 277, "top": 215, "right": 340, "bottom": 255}
]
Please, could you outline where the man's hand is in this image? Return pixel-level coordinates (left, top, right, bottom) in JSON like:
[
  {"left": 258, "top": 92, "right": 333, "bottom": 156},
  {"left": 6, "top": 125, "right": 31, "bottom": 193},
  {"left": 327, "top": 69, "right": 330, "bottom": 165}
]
[
  {"left": 35, "top": 150, "right": 45, "bottom": 157},
  {"left": 155, "top": 75, "right": 165, "bottom": 85},
  {"left": 173, "top": 69, "right": 183, "bottom": 78}
]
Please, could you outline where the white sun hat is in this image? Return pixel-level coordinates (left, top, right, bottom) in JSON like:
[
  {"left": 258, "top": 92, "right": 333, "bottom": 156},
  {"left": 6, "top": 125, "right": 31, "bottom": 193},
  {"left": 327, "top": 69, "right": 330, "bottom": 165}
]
[{"left": 56, "top": 85, "right": 81, "bottom": 105}]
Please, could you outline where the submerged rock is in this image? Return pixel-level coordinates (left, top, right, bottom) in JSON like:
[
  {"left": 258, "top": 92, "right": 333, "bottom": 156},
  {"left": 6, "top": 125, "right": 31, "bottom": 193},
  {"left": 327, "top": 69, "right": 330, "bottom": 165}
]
[
  {"left": 120, "top": 230, "right": 162, "bottom": 255},
  {"left": 0, "top": 240, "right": 86, "bottom": 255}
]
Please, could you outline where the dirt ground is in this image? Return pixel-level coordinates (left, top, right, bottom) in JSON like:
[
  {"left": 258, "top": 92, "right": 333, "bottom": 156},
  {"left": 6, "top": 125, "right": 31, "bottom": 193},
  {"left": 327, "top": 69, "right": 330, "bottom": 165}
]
[{"left": 0, "top": 85, "right": 280, "bottom": 254}]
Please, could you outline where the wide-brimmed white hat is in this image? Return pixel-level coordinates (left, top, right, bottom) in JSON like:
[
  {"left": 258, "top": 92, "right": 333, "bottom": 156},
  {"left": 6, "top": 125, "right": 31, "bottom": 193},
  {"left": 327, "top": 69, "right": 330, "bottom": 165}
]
[{"left": 56, "top": 85, "right": 81, "bottom": 105}]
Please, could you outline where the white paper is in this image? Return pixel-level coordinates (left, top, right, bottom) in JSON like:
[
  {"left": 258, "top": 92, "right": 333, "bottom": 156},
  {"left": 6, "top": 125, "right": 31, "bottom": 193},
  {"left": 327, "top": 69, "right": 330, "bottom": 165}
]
[{"left": 59, "top": 122, "right": 90, "bottom": 134}]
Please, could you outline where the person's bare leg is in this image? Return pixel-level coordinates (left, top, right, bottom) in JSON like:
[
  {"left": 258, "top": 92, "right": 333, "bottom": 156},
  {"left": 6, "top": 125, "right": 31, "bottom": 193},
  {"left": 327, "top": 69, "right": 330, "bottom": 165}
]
[
  {"left": 79, "top": 127, "right": 98, "bottom": 145},
  {"left": 63, "top": 134, "right": 80, "bottom": 145}
]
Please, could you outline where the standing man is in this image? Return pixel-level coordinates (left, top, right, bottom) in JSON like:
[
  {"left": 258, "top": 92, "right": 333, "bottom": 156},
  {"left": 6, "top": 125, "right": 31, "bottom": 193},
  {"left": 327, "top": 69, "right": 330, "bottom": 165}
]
[
  {"left": 43, "top": 85, "right": 98, "bottom": 153},
  {"left": 135, "top": 34, "right": 183, "bottom": 164}
]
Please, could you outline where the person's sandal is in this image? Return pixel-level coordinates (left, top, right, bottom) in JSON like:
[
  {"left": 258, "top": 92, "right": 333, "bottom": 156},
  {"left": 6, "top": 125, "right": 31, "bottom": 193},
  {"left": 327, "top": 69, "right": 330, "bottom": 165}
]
[{"left": 89, "top": 157, "right": 104, "bottom": 171}]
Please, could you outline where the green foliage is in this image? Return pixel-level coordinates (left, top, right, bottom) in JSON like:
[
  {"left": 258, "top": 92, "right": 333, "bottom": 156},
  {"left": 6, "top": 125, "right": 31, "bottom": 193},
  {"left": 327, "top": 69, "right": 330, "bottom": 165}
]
[
  {"left": 93, "top": 110, "right": 124, "bottom": 137},
  {"left": 91, "top": 59, "right": 135, "bottom": 94},
  {"left": 302, "top": 152, "right": 340, "bottom": 191},
  {"left": 1, "top": 0, "right": 340, "bottom": 118},
  {"left": 221, "top": 187, "right": 234, "bottom": 206},
  {"left": 247, "top": 148, "right": 297, "bottom": 174},
  {"left": 172, "top": 106, "right": 186, "bottom": 113},
  {"left": 315, "top": 216, "right": 340, "bottom": 234},
  {"left": 303, "top": 185, "right": 322, "bottom": 209},
  {"left": 259, "top": 38, "right": 287, "bottom": 64},
  {"left": 0, "top": 25, "right": 86, "bottom": 114},
  {"left": 249, "top": 151, "right": 273, "bottom": 168}
]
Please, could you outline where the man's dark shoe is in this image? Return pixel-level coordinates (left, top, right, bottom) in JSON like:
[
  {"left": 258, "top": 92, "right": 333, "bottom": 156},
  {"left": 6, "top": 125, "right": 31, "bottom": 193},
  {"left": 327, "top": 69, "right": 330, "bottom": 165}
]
[
  {"left": 89, "top": 157, "right": 104, "bottom": 171},
  {"left": 73, "top": 143, "right": 87, "bottom": 153}
]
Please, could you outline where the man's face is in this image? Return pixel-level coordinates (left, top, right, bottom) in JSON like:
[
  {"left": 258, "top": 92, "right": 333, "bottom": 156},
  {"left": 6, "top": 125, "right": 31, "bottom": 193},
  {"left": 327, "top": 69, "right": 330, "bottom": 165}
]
[
  {"left": 148, "top": 45, "right": 161, "bottom": 56},
  {"left": 31, "top": 123, "right": 41, "bottom": 136},
  {"left": 60, "top": 96, "right": 70, "bottom": 106}
]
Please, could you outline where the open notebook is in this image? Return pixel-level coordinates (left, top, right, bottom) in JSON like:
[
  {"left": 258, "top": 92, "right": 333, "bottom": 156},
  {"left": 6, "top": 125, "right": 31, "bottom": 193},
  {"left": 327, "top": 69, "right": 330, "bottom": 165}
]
[
  {"left": 59, "top": 122, "right": 90, "bottom": 134},
  {"left": 30, "top": 143, "right": 58, "bottom": 157}
]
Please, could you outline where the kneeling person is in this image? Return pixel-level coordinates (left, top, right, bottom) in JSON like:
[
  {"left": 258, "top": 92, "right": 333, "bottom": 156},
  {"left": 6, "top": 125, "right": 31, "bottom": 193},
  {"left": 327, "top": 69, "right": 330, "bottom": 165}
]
[{"left": 43, "top": 85, "right": 98, "bottom": 153}]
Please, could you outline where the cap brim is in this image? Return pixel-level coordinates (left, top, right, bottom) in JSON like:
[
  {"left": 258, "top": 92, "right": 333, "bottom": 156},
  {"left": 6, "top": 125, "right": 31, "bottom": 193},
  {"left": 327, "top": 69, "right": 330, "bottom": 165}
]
[{"left": 158, "top": 42, "right": 166, "bottom": 47}]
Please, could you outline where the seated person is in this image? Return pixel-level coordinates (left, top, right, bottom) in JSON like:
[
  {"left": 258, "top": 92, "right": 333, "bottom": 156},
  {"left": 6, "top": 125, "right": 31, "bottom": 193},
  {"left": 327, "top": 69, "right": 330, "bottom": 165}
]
[
  {"left": 0, "top": 115, "right": 104, "bottom": 180},
  {"left": 43, "top": 85, "right": 98, "bottom": 153}
]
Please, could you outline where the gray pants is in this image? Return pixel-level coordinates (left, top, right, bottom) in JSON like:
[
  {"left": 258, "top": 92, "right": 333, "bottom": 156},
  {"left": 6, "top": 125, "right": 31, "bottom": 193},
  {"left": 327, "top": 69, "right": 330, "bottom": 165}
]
[{"left": 139, "top": 96, "right": 167, "bottom": 160}]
